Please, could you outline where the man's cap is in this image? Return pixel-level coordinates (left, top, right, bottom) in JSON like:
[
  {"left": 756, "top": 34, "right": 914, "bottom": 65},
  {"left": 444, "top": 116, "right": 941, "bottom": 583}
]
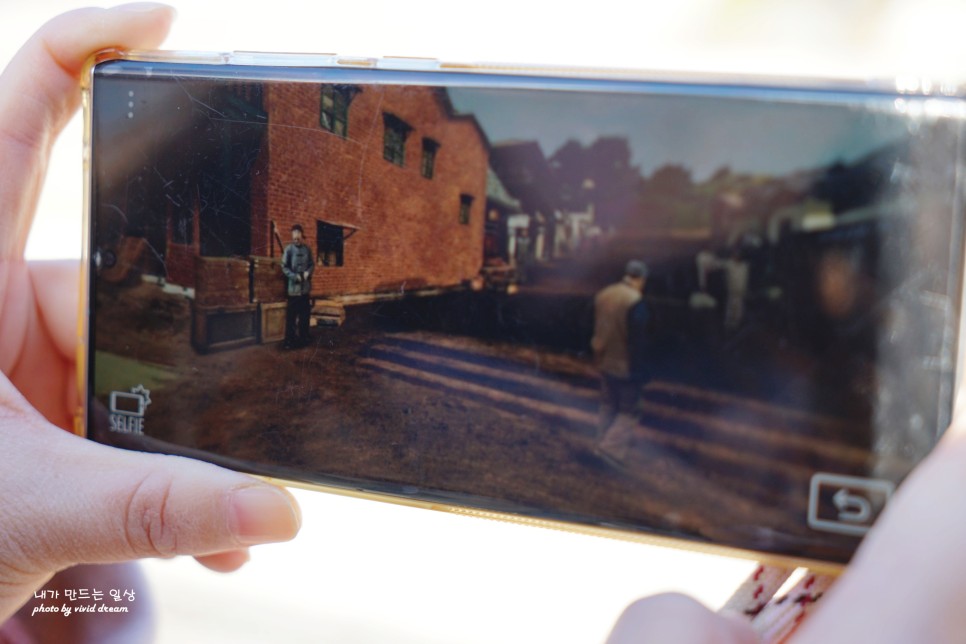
[{"left": 625, "top": 259, "right": 648, "bottom": 278}]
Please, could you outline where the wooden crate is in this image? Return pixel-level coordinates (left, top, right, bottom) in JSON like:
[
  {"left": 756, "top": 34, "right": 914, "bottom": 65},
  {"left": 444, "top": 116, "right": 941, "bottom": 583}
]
[
  {"left": 251, "top": 256, "right": 287, "bottom": 303},
  {"left": 194, "top": 256, "right": 250, "bottom": 306},
  {"left": 312, "top": 299, "right": 346, "bottom": 327},
  {"left": 192, "top": 303, "right": 258, "bottom": 353},
  {"left": 259, "top": 302, "right": 287, "bottom": 343}
]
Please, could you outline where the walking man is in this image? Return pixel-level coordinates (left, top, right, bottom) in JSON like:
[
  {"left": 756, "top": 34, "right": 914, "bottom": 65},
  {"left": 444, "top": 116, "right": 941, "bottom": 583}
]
[
  {"left": 591, "top": 259, "right": 649, "bottom": 464},
  {"left": 282, "top": 224, "right": 314, "bottom": 348}
]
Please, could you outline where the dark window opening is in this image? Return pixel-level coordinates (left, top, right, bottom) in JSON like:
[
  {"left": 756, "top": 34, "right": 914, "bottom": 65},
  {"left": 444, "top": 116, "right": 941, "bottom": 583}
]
[
  {"left": 383, "top": 113, "right": 412, "bottom": 166},
  {"left": 320, "top": 85, "right": 358, "bottom": 138},
  {"left": 317, "top": 220, "right": 345, "bottom": 266},
  {"left": 459, "top": 194, "right": 473, "bottom": 225},
  {"left": 421, "top": 138, "right": 439, "bottom": 179}
]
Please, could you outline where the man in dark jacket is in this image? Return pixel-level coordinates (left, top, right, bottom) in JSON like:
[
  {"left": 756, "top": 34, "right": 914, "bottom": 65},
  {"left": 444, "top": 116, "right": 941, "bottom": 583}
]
[
  {"left": 282, "top": 224, "right": 315, "bottom": 348},
  {"left": 591, "top": 259, "right": 649, "bottom": 463}
]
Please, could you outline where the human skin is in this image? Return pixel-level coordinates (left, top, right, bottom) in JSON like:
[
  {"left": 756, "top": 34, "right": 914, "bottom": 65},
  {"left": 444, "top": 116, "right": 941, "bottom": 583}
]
[
  {"left": 8, "top": 5, "right": 966, "bottom": 644},
  {"left": 0, "top": 4, "right": 301, "bottom": 640},
  {"left": 605, "top": 408, "right": 966, "bottom": 641}
]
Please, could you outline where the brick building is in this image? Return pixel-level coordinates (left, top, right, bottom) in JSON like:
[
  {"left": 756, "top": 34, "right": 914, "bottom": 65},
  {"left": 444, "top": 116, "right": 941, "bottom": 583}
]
[
  {"left": 150, "top": 78, "right": 489, "bottom": 299},
  {"left": 252, "top": 82, "right": 490, "bottom": 298}
]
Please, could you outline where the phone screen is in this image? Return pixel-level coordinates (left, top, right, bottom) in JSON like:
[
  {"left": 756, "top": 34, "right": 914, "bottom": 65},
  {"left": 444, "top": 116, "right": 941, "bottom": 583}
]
[{"left": 88, "top": 59, "right": 965, "bottom": 564}]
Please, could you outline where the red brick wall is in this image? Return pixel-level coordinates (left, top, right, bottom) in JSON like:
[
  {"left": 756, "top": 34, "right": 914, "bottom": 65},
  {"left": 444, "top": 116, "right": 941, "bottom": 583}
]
[
  {"left": 166, "top": 244, "right": 195, "bottom": 287},
  {"left": 259, "top": 82, "right": 488, "bottom": 297}
]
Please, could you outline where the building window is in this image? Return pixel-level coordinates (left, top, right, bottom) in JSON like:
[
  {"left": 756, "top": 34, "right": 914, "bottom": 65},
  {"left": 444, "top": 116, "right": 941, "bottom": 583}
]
[
  {"left": 320, "top": 85, "right": 357, "bottom": 138},
  {"left": 421, "top": 138, "right": 439, "bottom": 179},
  {"left": 316, "top": 221, "right": 345, "bottom": 267},
  {"left": 383, "top": 113, "right": 412, "bottom": 166},
  {"left": 459, "top": 194, "right": 473, "bottom": 225}
]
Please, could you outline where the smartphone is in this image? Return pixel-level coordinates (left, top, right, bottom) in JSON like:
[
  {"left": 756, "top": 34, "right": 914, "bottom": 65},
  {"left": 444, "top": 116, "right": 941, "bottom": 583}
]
[{"left": 81, "top": 51, "right": 966, "bottom": 568}]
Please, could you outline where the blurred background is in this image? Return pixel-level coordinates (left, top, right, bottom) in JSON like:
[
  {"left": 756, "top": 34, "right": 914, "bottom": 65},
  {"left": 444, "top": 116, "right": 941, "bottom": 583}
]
[{"left": 4, "top": 0, "right": 966, "bottom": 641}]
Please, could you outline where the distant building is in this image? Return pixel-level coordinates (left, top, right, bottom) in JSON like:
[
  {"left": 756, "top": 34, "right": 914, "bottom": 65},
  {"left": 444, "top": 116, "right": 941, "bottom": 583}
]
[
  {"left": 489, "top": 141, "right": 560, "bottom": 261},
  {"left": 484, "top": 167, "right": 523, "bottom": 264}
]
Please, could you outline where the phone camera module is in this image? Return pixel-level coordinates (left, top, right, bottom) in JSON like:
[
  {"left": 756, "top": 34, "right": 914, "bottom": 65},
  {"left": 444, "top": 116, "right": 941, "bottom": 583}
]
[{"left": 101, "top": 249, "right": 117, "bottom": 269}]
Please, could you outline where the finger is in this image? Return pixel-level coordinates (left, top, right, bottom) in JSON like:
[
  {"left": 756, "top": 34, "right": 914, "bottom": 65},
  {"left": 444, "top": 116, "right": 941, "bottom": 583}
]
[
  {"left": 0, "top": 406, "right": 300, "bottom": 622},
  {"left": 0, "top": 3, "right": 175, "bottom": 258},
  {"left": 194, "top": 549, "right": 252, "bottom": 573},
  {"left": 27, "top": 260, "right": 80, "bottom": 363},
  {"left": 5, "top": 286, "right": 73, "bottom": 430},
  {"left": 606, "top": 593, "right": 757, "bottom": 644},
  {"left": 4, "top": 261, "right": 79, "bottom": 430},
  {"left": 791, "top": 429, "right": 966, "bottom": 642}
]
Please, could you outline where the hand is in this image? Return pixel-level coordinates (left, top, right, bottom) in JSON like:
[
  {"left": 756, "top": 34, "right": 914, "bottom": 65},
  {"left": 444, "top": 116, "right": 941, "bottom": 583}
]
[
  {"left": 605, "top": 419, "right": 966, "bottom": 643},
  {"left": 0, "top": 3, "right": 301, "bottom": 637},
  {"left": 606, "top": 593, "right": 756, "bottom": 644},
  {"left": 302, "top": 271, "right": 309, "bottom": 281}
]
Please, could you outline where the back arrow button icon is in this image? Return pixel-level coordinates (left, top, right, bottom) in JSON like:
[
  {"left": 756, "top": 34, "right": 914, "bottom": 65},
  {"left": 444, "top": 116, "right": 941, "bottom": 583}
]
[{"left": 833, "top": 488, "right": 872, "bottom": 523}]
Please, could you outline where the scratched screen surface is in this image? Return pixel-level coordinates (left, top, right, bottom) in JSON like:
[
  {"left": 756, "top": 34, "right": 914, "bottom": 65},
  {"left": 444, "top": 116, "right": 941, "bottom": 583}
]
[{"left": 87, "top": 60, "right": 965, "bottom": 563}]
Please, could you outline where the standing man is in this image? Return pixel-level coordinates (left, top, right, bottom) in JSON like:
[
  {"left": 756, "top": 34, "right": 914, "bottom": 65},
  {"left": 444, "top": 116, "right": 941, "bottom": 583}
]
[
  {"left": 282, "top": 224, "right": 314, "bottom": 349},
  {"left": 591, "top": 259, "right": 649, "bottom": 464}
]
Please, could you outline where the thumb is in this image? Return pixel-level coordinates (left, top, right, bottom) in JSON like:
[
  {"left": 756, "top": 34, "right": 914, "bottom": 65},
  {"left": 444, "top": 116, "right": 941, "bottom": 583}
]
[
  {"left": 606, "top": 593, "right": 757, "bottom": 644},
  {"left": 791, "top": 426, "right": 966, "bottom": 642},
  {"left": 0, "top": 3, "right": 175, "bottom": 258},
  {"left": 0, "top": 397, "right": 300, "bottom": 621}
]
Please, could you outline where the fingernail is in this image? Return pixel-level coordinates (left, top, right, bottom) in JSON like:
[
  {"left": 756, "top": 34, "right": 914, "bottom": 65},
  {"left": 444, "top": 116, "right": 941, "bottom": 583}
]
[{"left": 229, "top": 486, "right": 301, "bottom": 545}]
